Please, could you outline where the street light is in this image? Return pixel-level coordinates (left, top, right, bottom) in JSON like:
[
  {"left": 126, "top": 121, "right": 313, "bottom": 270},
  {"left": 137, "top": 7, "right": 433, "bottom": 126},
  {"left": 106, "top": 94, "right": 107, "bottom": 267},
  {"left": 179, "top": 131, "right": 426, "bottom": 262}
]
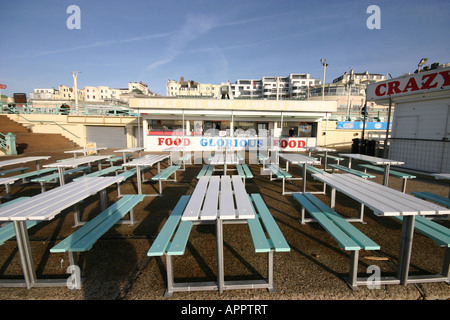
[
  {"left": 72, "top": 71, "right": 81, "bottom": 109},
  {"left": 320, "top": 59, "right": 328, "bottom": 101},
  {"left": 417, "top": 58, "right": 428, "bottom": 73}
]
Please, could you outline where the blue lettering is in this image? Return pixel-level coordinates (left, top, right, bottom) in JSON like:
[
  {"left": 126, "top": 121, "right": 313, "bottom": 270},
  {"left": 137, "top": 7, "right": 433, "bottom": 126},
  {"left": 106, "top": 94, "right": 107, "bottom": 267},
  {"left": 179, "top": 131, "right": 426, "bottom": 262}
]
[{"left": 200, "top": 139, "right": 207, "bottom": 147}]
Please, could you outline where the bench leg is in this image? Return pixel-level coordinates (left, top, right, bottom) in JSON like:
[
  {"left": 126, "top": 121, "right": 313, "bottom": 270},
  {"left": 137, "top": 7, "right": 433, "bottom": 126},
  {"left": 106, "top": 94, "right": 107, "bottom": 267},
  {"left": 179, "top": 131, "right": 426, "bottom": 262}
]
[
  {"left": 267, "top": 250, "right": 275, "bottom": 293},
  {"left": 441, "top": 248, "right": 450, "bottom": 283},
  {"left": 164, "top": 254, "right": 174, "bottom": 298},
  {"left": 347, "top": 250, "right": 360, "bottom": 290}
]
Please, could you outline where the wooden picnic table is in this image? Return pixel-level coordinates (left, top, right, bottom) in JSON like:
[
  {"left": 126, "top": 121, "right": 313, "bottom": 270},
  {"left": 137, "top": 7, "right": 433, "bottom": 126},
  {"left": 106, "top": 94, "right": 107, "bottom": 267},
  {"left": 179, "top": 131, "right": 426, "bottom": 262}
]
[
  {"left": 0, "top": 156, "right": 50, "bottom": 170},
  {"left": 43, "top": 155, "right": 112, "bottom": 185},
  {"left": 0, "top": 176, "right": 124, "bottom": 289},
  {"left": 182, "top": 176, "right": 255, "bottom": 293},
  {"left": 121, "top": 154, "right": 170, "bottom": 195},
  {"left": 338, "top": 153, "right": 404, "bottom": 186},
  {"left": 114, "top": 147, "right": 144, "bottom": 164},
  {"left": 278, "top": 153, "right": 321, "bottom": 193},
  {"left": 209, "top": 152, "right": 239, "bottom": 175},
  {"left": 312, "top": 173, "right": 450, "bottom": 288},
  {"left": 64, "top": 147, "right": 107, "bottom": 158}
]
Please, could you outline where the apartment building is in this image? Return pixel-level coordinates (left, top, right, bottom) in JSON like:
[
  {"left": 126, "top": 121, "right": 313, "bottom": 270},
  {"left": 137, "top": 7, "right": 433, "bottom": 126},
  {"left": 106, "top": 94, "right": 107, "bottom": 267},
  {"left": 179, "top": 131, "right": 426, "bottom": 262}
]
[
  {"left": 30, "top": 81, "right": 155, "bottom": 104},
  {"left": 167, "top": 77, "right": 221, "bottom": 98},
  {"left": 231, "top": 73, "right": 321, "bottom": 100}
]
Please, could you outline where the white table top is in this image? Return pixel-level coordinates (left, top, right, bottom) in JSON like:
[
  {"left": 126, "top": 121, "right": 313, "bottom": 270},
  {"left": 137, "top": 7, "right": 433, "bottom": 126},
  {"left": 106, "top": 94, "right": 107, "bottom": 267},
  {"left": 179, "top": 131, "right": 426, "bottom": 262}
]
[
  {"left": 209, "top": 153, "right": 239, "bottom": 165},
  {"left": 304, "top": 147, "right": 336, "bottom": 152},
  {"left": 279, "top": 153, "right": 321, "bottom": 164},
  {"left": 64, "top": 147, "right": 107, "bottom": 154},
  {"left": 122, "top": 154, "right": 169, "bottom": 167},
  {"left": 432, "top": 173, "right": 450, "bottom": 180},
  {"left": 43, "top": 155, "right": 112, "bottom": 168},
  {"left": 114, "top": 147, "right": 145, "bottom": 153},
  {"left": 0, "top": 156, "right": 51, "bottom": 168},
  {"left": 338, "top": 153, "right": 404, "bottom": 165},
  {"left": 0, "top": 176, "right": 124, "bottom": 221},
  {"left": 182, "top": 175, "right": 255, "bottom": 221},
  {"left": 312, "top": 173, "right": 450, "bottom": 217}
]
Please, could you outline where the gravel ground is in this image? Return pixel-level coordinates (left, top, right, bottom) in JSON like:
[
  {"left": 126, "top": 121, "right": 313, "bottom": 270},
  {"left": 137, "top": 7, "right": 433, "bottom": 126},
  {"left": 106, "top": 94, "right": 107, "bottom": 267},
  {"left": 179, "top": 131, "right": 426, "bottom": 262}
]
[{"left": 0, "top": 148, "right": 449, "bottom": 306}]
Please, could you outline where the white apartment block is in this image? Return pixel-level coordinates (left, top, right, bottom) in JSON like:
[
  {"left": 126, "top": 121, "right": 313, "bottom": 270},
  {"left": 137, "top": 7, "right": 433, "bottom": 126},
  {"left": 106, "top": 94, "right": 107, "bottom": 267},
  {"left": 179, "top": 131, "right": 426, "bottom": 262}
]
[{"left": 231, "top": 73, "right": 321, "bottom": 100}]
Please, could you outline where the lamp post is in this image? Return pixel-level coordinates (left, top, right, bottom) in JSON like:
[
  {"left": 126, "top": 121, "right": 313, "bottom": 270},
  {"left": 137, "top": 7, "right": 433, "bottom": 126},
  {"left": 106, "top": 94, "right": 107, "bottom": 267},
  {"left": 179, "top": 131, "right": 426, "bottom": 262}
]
[
  {"left": 320, "top": 59, "right": 328, "bottom": 101},
  {"left": 346, "top": 69, "right": 354, "bottom": 121},
  {"left": 72, "top": 71, "right": 81, "bottom": 110},
  {"left": 417, "top": 58, "right": 428, "bottom": 73}
]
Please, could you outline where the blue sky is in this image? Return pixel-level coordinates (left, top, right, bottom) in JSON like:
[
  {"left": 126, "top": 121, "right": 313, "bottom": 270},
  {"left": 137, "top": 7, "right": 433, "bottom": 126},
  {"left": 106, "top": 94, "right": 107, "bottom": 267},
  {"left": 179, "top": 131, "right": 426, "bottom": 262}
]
[{"left": 0, "top": 0, "right": 449, "bottom": 97}]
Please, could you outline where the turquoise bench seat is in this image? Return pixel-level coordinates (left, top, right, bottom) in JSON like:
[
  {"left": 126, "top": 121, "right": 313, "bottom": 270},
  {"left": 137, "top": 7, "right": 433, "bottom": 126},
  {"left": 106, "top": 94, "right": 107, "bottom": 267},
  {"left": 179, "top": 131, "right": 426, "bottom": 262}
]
[
  {"left": 0, "top": 197, "right": 39, "bottom": 245},
  {"left": 197, "top": 165, "right": 215, "bottom": 178},
  {"left": 412, "top": 192, "right": 450, "bottom": 208},
  {"left": 329, "top": 164, "right": 376, "bottom": 179},
  {"left": 73, "top": 166, "right": 122, "bottom": 181},
  {"left": 0, "top": 167, "right": 30, "bottom": 176},
  {"left": 293, "top": 192, "right": 380, "bottom": 289},
  {"left": 359, "top": 164, "right": 416, "bottom": 192}
]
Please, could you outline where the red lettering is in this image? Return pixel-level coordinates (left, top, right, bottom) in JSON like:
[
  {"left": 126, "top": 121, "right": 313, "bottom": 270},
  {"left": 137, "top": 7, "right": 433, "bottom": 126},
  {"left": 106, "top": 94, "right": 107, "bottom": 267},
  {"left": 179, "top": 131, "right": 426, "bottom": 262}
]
[
  {"left": 166, "top": 138, "right": 172, "bottom": 146},
  {"left": 298, "top": 140, "right": 306, "bottom": 148},
  {"left": 421, "top": 72, "right": 438, "bottom": 90},
  {"left": 402, "top": 77, "right": 420, "bottom": 93},
  {"left": 439, "top": 70, "right": 450, "bottom": 87},
  {"left": 174, "top": 138, "right": 181, "bottom": 146},
  {"left": 281, "top": 140, "right": 288, "bottom": 148},
  {"left": 184, "top": 138, "right": 191, "bottom": 146},
  {"left": 387, "top": 81, "right": 401, "bottom": 95},
  {"left": 375, "top": 83, "right": 386, "bottom": 96},
  {"left": 158, "top": 137, "right": 164, "bottom": 145},
  {"left": 288, "top": 140, "right": 296, "bottom": 148}
]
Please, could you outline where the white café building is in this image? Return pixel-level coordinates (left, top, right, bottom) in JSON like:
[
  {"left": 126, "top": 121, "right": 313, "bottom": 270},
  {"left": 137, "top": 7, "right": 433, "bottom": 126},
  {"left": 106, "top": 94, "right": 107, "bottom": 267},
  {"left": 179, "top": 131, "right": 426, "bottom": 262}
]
[
  {"left": 129, "top": 98, "right": 337, "bottom": 153},
  {"left": 366, "top": 64, "right": 450, "bottom": 172}
]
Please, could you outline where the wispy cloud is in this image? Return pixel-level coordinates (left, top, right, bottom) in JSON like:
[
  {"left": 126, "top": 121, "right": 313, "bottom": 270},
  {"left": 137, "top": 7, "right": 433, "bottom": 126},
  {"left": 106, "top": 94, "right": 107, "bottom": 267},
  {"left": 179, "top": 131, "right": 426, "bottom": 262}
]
[
  {"left": 20, "top": 32, "right": 174, "bottom": 58},
  {"left": 147, "top": 14, "right": 217, "bottom": 70}
]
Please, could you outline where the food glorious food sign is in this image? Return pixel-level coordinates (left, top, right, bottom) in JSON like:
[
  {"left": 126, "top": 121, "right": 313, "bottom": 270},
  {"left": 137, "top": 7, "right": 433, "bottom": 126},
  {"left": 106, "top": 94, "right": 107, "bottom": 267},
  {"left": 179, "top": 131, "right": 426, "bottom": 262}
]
[{"left": 147, "top": 135, "right": 315, "bottom": 152}]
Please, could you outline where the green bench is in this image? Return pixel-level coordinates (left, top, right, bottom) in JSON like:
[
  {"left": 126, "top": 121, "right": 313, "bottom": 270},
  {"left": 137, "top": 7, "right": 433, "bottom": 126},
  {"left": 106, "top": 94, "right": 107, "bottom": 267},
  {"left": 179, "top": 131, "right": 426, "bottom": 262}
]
[
  {"left": 266, "top": 164, "right": 293, "bottom": 195},
  {"left": 73, "top": 166, "right": 122, "bottom": 181},
  {"left": 392, "top": 215, "right": 450, "bottom": 283},
  {"left": 31, "top": 166, "right": 91, "bottom": 192},
  {"left": 359, "top": 164, "right": 416, "bottom": 192},
  {"left": 197, "top": 164, "right": 215, "bottom": 178},
  {"left": 116, "top": 166, "right": 148, "bottom": 197},
  {"left": 151, "top": 165, "right": 181, "bottom": 196},
  {"left": 148, "top": 193, "right": 290, "bottom": 296},
  {"left": 297, "top": 164, "right": 327, "bottom": 193},
  {"left": 293, "top": 192, "right": 380, "bottom": 289},
  {"left": 50, "top": 194, "right": 145, "bottom": 287},
  {"left": 0, "top": 168, "right": 58, "bottom": 197},
  {"left": 412, "top": 192, "right": 450, "bottom": 208},
  {"left": 0, "top": 167, "right": 30, "bottom": 176},
  {"left": 0, "top": 197, "right": 40, "bottom": 246},
  {"left": 236, "top": 164, "right": 253, "bottom": 185},
  {"left": 329, "top": 164, "right": 376, "bottom": 179},
  {"left": 105, "top": 154, "right": 132, "bottom": 166}
]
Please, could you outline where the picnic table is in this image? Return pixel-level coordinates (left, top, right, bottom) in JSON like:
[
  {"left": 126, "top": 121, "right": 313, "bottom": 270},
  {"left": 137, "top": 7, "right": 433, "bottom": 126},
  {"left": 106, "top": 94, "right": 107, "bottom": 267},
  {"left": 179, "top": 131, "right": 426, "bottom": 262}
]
[
  {"left": 0, "top": 156, "right": 50, "bottom": 170},
  {"left": 122, "top": 154, "right": 170, "bottom": 195},
  {"left": 43, "top": 155, "right": 112, "bottom": 186},
  {"left": 209, "top": 152, "right": 239, "bottom": 175},
  {"left": 304, "top": 146, "right": 336, "bottom": 169},
  {"left": 64, "top": 147, "right": 107, "bottom": 158},
  {"left": 278, "top": 153, "right": 321, "bottom": 193},
  {"left": 312, "top": 173, "right": 450, "bottom": 288},
  {"left": 148, "top": 175, "right": 289, "bottom": 296},
  {"left": 0, "top": 176, "right": 124, "bottom": 289},
  {"left": 338, "top": 153, "right": 404, "bottom": 186},
  {"left": 114, "top": 147, "right": 144, "bottom": 164}
]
